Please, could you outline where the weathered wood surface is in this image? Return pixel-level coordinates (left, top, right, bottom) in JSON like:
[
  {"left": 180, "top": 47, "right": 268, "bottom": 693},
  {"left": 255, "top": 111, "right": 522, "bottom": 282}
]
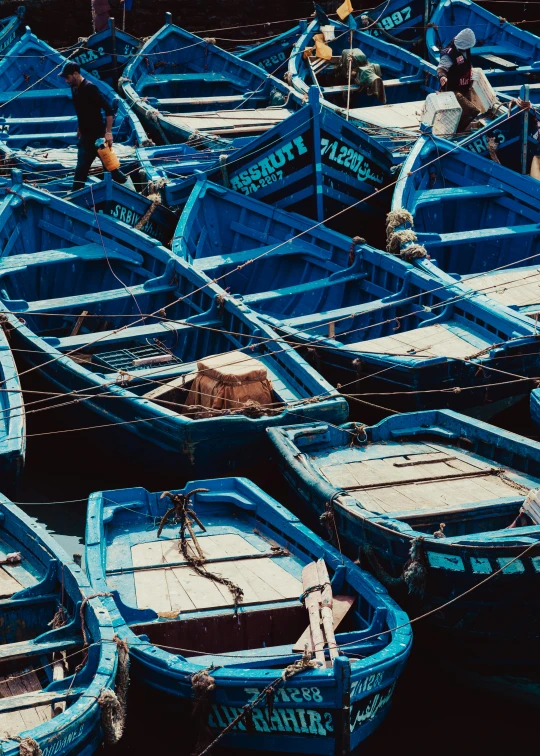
[
  {"left": 301, "top": 561, "right": 325, "bottom": 666},
  {"left": 0, "top": 668, "right": 51, "bottom": 738},
  {"left": 319, "top": 445, "right": 527, "bottom": 514},
  {"left": 132, "top": 535, "right": 302, "bottom": 612},
  {"left": 347, "top": 323, "right": 491, "bottom": 360},
  {"left": 464, "top": 267, "right": 540, "bottom": 311},
  {"left": 293, "top": 594, "right": 355, "bottom": 652}
]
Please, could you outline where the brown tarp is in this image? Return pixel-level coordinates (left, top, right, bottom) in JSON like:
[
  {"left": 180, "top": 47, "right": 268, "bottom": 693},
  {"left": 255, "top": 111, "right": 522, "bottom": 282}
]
[{"left": 186, "top": 351, "right": 274, "bottom": 412}]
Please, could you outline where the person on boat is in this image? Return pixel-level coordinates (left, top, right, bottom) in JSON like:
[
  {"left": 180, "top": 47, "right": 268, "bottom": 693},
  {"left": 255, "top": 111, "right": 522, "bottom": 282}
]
[
  {"left": 60, "top": 61, "right": 134, "bottom": 192},
  {"left": 437, "top": 27, "right": 476, "bottom": 97},
  {"left": 437, "top": 28, "right": 479, "bottom": 131}
]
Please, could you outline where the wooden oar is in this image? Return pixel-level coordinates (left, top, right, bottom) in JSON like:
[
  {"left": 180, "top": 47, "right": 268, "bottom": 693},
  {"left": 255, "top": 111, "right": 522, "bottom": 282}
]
[
  {"left": 301, "top": 562, "right": 326, "bottom": 666},
  {"left": 317, "top": 560, "right": 339, "bottom": 661}
]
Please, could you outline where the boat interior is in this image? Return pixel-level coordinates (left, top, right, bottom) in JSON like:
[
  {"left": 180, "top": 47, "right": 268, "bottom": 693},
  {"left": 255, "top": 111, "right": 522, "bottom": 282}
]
[
  {"left": 297, "top": 27, "right": 437, "bottom": 110},
  {"left": 0, "top": 518, "right": 91, "bottom": 737},
  {"left": 428, "top": 0, "right": 540, "bottom": 73},
  {"left": 101, "top": 487, "right": 391, "bottom": 668},
  {"left": 287, "top": 420, "right": 540, "bottom": 539}
]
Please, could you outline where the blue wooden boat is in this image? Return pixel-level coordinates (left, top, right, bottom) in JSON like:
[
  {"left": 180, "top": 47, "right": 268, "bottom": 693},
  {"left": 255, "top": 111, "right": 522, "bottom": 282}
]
[
  {"left": 69, "top": 172, "right": 178, "bottom": 246},
  {"left": 65, "top": 18, "right": 141, "bottom": 87},
  {"left": 85, "top": 477, "right": 412, "bottom": 754},
  {"left": 391, "top": 133, "right": 540, "bottom": 317},
  {"left": 0, "top": 6, "right": 25, "bottom": 57},
  {"left": 0, "top": 176, "right": 347, "bottom": 472},
  {"left": 237, "top": 21, "right": 308, "bottom": 75},
  {"left": 288, "top": 14, "right": 438, "bottom": 119},
  {"left": 0, "top": 492, "right": 120, "bottom": 754},
  {"left": 164, "top": 89, "right": 408, "bottom": 231},
  {"left": 120, "top": 12, "right": 302, "bottom": 146},
  {"left": 427, "top": 0, "right": 540, "bottom": 85},
  {"left": 0, "top": 30, "right": 147, "bottom": 185},
  {"left": 268, "top": 410, "right": 540, "bottom": 657},
  {"left": 171, "top": 176, "right": 540, "bottom": 418},
  {"left": 172, "top": 175, "right": 399, "bottom": 300}
]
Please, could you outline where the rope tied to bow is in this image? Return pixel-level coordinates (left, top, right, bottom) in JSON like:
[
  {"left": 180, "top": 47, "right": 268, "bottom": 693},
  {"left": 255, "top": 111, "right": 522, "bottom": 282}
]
[
  {"left": 158, "top": 490, "right": 244, "bottom": 611},
  {"left": 98, "top": 636, "right": 130, "bottom": 746},
  {"left": 134, "top": 192, "right": 161, "bottom": 231},
  {"left": 190, "top": 668, "right": 217, "bottom": 755},
  {"left": 386, "top": 209, "right": 427, "bottom": 260},
  {"left": 15, "top": 737, "right": 42, "bottom": 756}
]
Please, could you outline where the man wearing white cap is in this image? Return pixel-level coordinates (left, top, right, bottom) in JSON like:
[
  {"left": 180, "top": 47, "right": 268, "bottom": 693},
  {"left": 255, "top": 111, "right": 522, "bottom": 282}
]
[{"left": 437, "top": 27, "right": 476, "bottom": 96}]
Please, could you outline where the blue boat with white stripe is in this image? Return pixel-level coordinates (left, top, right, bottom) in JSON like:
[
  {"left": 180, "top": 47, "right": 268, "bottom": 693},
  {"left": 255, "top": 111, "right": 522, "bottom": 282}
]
[
  {"left": 268, "top": 410, "right": 540, "bottom": 658},
  {"left": 120, "top": 12, "right": 302, "bottom": 146},
  {"left": 0, "top": 492, "right": 120, "bottom": 755},
  {"left": 85, "top": 477, "right": 412, "bottom": 754},
  {"left": 0, "top": 30, "right": 147, "bottom": 185}
]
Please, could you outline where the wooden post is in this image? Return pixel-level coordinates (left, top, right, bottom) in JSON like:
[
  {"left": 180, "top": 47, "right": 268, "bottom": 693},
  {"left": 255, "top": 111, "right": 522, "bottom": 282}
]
[
  {"left": 301, "top": 562, "right": 326, "bottom": 666},
  {"left": 52, "top": 654, "right": 66, "bottom": 715},
  {"left": 346, "top": 30, "right": 353, "bottom": 121},
  {"left": 521, "top": 83, "right": 530, "bottom": 175},
  {"left": 317, "top": 560, "right": 339, "bottom": 661}
]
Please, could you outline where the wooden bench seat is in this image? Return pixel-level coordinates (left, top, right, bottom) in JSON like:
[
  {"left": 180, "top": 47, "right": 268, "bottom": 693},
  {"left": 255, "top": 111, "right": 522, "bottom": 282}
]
[
  {"left": 417, "top": 222, "right": 540, "bottom": 248},
  {"left": 0, "top": 244, "right": 143, "bottom": 278},
  {"left": 43, "top": 318, "right": 191, "bottom": 351},
  {"left": 154, "top": 94, "right": 266, "bottom": 108},
  {"left": 192, "top": 240, "right": 329, "bottom": 272},
  {"left": 8, "top": 280, "right": 176, "bottom": 314},
  {"left": 413, "top": 185, "right": 506, "bottom": 209},
  {"left": 242, "top": 272, "right": 365, "bottom": 305}
]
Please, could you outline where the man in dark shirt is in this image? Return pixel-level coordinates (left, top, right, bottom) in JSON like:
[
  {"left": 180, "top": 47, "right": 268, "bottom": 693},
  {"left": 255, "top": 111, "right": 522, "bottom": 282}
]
[{"left": 60, "top": 61, "right": 132, "bottom": 191}]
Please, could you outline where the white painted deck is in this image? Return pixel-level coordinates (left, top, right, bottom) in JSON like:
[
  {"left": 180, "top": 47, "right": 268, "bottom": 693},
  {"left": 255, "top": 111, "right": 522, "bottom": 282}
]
[
  {"left": 168, "top": 107, "right": 293, "bottom": 135},
  {"left": 347, "top": 323, "right": 491, "bottom": 360},
  {"left": 349, "top": 100, "right": 426, "bottom": 130},
  {"left": 463, "top": 267, "right": 540, "bottom": 313},
  {"left": 131, "top": 534, "right": 302, "bottom": 614},
  {"left": 319, "top": 446, "right": 527, "bottom": 514}
]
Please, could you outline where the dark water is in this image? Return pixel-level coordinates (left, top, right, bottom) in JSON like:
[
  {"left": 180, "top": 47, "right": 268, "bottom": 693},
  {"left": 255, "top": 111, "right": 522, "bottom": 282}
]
[{"left": 13, "top": 365, "right": 540, "bottom": 756}]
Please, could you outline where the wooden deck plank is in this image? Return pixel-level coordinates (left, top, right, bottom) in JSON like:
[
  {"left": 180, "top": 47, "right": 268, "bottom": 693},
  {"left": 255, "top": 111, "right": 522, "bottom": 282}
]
[
  {"left": 134, "top": 568, "right": 172, "bottom": 613},
  {"left": 0, "top": 669, "right": 51, "bottom": 737},
  {"left": 171, "top": 566, "right": 230, "bottom": 610},
  {"left": 0, "top": 567, "right": 22, "bottom": 599},
  {"left": 243, "top": 559, "right": 302, "bottom": 600},
  {"left": 160, "top": 534, "right": 262, "bottom": 564},
  {"left": 131, "top": 540, "right": 165, "bottom": 568},
  {"left": 464, "top": 268, "right": 540, "bottom": 309},
  {"left": 348, "top": 323, "right": 489, "bottom": 360},
  {"left": 164, "top": 569, "right": 198, "bottom": 613},
  {"left": 320, "top": 452, "right": 487, "bottom": 489}
]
